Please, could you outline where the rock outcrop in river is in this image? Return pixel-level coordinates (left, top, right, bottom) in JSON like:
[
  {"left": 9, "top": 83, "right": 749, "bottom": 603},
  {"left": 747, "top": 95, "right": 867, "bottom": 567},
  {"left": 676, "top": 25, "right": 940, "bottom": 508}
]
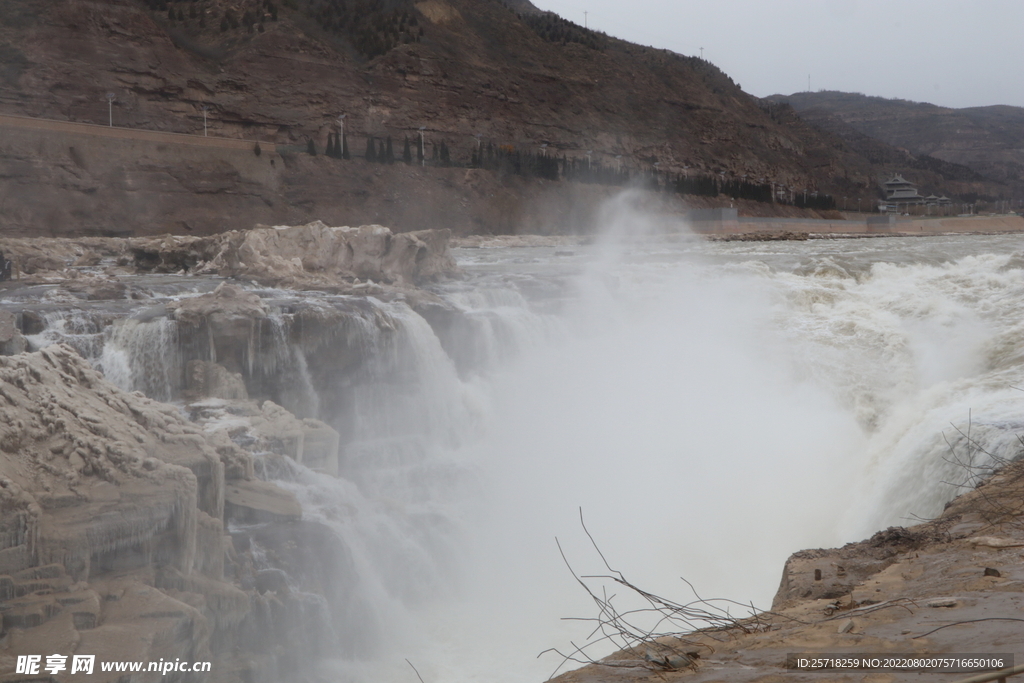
[
  {"left": 0, "top": 344, "right": 345, "bottom": 682},
  {"left": 0, "top": 223, "right": 462, "bottom": 681}
]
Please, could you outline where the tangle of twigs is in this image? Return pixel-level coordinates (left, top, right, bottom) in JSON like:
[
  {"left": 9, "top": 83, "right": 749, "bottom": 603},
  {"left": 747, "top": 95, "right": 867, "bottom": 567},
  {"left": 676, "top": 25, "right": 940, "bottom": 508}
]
[
  {"left": 539, "top": 509, "right": 799, "bottom": 679},
  {"left": 940, "top": 412, "right": 1024, "bottom": 530}
]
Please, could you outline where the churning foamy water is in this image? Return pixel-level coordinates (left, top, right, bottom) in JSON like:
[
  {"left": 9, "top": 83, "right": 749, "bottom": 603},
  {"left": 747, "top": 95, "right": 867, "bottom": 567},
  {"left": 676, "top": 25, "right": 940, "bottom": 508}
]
[
  {"left": 298, "top": 208, "right": 1024, "bottom": 683},
  {"left": 27, "top": 201, "right": 1024, "bottom": 683}
]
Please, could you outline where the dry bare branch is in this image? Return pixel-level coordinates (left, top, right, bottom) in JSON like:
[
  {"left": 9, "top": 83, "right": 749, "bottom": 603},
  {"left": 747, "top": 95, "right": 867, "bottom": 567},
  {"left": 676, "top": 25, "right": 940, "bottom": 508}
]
[{"left": 541, "top": 509, "right": 794, "bottom": 679}]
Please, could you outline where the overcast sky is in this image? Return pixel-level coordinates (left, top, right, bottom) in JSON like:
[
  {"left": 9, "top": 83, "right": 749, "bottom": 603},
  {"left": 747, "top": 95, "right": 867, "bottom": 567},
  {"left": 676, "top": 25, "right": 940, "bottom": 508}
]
[{"left": 529, "top": 0, "right": 1024, "bottom": 109}]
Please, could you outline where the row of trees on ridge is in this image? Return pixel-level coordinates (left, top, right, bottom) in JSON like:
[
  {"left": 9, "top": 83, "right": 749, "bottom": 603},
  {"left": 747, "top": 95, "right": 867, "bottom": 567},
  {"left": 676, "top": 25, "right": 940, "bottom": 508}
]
[{"left": 303, "top": 131, "right": 836, "bottom": 209}]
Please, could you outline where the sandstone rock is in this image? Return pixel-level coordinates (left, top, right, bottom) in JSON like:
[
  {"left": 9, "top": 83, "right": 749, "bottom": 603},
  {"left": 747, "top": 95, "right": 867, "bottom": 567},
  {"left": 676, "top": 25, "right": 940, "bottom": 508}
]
[
  {"left": 926, "top": 597, "right": 958, "bottom": 608},
  {"left": 186, "top": 360, "right": 249, "bottom": 401},
  {"left": 0, "top": 237, "right": 127, "bottom": 276},
  {"left": 967, "top": 535, "right": 1024, "bottom": 548},
  {"left": 0, "top": 310, "right": 26, "bottom": 356},
  {"left": 0, "top": 344, "right": 340, "bottom": 679},
  {"left": 59, "top": 275, "right": 128, "bottom": 301},
  {"left": 224, "top": 479, "right": 302, "bottom": 525},
  {"left": 130, "top": 221, "right": 458, "bottom": 288},
  {"left": 170, "top": 282, "right": 269, "bottom": 375},
  {"left": 251, "top": 401, "right": 340, "bottom": 476},
  {"left": 72, "top": 250, "right": 103, "bottom": 267},
  {"left": 172, "top": 282, "right": 269, "bottom": 327}
]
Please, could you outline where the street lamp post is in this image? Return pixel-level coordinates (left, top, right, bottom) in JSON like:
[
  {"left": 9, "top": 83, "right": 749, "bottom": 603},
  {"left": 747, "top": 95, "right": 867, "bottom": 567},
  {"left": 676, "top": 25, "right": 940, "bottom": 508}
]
[
  {"left": 106, "top": 93, "right": 115, "bottom": 127},
  {"left": 337, "top": 114, "right": 347, "bottom": 158}
]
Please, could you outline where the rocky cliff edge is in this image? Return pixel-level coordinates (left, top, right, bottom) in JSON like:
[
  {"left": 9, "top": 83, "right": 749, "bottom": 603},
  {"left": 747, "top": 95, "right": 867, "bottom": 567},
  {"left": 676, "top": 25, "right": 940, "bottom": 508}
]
[
  {"left": 0, "top": 345, "right": 343, "bottom": 682},
  {"left": 550, "top": 460, "right": 1024, "bottom": 683}
]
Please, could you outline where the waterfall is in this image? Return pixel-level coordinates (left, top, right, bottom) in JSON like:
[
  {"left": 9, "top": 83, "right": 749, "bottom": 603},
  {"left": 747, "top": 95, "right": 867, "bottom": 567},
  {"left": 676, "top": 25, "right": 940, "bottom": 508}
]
[
  {"left": 100, "top": 317, "right": 182, "bottom": 402},
  {"left": 24, "top": 310, "right": 107, "bottom": 360},
  {"left": 16, "top": 230, "right": 1024, "bottom": 683}
]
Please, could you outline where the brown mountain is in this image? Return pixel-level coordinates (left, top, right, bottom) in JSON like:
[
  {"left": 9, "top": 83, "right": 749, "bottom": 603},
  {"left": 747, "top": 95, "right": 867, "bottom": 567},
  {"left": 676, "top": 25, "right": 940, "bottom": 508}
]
[
  {"left": 0, "top": 0, "right": 1007, "bottom": 235},
  {"left": 771, "top": 91, "right": 1024, "bottom": 196}
]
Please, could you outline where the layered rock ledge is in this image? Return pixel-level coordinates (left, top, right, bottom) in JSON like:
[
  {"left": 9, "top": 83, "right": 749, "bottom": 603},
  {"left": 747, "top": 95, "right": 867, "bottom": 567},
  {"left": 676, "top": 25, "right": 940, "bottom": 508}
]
[
  {"left": 0, "top": 220, "right": 456, "bottom": 290},
  {"left": 0, "top": 345, "right": 350, "bottom": 682},
  {"left": 0, "top": 222, "right": 462, "bottom": 682}
]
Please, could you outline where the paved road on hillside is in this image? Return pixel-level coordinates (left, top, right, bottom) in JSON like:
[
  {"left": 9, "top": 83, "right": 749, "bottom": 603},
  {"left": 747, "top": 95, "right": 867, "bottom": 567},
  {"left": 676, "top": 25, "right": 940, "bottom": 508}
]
[{"left": 0, "top": 113, "right": 255, "bottom": 150}]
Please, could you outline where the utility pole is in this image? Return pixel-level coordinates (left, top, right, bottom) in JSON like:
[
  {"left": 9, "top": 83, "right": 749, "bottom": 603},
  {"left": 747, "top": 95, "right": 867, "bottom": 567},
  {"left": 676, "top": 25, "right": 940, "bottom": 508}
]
[
  {"left": 337, "top": 113, "right": 346, "bottom": 144},
  {"left": 699, "top": 47, "right": 704, "bottom": 60},
  {"left": 106, "top": 93, "right": 115, "bottom": 127},
  {"left": 807, "top": 74, "right": 810, "bottom": 92},
  {"left": 200, "top": 105, "right": 210, "bottom": 136},
  {"left": 583, "top": 11, "right": 587, "bottom": 28},
  {"left": 419, "top": 126, "right": 426, "bottom": 167}
]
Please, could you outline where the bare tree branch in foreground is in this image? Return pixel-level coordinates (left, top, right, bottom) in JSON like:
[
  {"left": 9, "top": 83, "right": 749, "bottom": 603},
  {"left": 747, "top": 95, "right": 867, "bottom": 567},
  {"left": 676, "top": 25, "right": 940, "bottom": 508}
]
[
  {"left": 540, "top": 509, "right": 797, "bottom": 679},
  {"left": 938, "top": 411, "right": 1024, "bottom": 531}
]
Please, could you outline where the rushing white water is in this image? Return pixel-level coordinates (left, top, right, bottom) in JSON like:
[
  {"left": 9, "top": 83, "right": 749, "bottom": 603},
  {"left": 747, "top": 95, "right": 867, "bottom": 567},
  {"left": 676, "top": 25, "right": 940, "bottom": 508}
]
[
  {"left": 288, "top": 214, "right": 1024, "bottom": 682},
  {"left": 20, "top": 206, "right": 1024, "bottom": 682}
]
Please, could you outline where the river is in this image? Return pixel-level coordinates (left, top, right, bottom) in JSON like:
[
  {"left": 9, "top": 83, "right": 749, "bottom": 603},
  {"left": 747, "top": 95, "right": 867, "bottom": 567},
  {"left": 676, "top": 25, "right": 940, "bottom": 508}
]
[
  {"left": 313, "top": 226, "right": 1024, "bottom": 682},
  {"left": 14, "top": 218, "right": 1024, "bottom": 683}
]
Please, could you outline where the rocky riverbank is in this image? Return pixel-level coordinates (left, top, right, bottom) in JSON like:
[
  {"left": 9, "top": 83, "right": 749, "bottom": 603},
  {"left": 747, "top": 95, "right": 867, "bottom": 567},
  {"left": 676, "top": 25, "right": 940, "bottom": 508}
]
[
  {"left": 0, "top": 343, "right": 347, "bottom": 682},
  {"left": 0, "top": 222, "right": 463, "bottom": 682},
  {"left": 0, "top": 220, "right": 456, "bottom": 288},
  {"left": 550, "top": 458, "right": 1024, "bottom": 683}
]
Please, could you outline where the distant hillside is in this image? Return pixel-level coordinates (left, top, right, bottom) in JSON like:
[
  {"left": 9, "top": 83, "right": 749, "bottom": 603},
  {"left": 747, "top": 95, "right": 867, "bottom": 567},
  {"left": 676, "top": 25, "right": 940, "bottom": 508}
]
[
  {"left": 0, "top": 0, "right": 1012, "bottom": 234},
  {"left": 771, "top": 91, "right": 1024, "bottom": 193}
]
